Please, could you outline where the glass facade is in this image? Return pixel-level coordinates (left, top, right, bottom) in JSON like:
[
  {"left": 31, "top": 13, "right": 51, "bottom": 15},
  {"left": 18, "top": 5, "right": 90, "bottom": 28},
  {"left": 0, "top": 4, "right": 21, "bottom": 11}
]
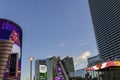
[{"left": 88, "top": 0, "right": 120, "bottom": 60}]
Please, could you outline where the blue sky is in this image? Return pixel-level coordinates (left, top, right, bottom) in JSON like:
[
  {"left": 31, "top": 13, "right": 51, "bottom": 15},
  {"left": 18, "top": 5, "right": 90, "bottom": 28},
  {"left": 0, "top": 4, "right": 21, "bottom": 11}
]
[{"left": 0, "top": 0, "right": 98, "bottom": 80}]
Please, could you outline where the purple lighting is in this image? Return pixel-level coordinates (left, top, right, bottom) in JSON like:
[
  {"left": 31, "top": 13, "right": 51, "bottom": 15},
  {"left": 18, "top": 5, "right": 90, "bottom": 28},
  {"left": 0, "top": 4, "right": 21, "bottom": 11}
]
[
  {"left": 55, "top": 76, "right": 62, "bottom": 80},
  {"left": 56, "top": 66, "right": 62, "bottom": 73},
  {"left": 55, "top": 63, "right": 64, "bottom": 80}
]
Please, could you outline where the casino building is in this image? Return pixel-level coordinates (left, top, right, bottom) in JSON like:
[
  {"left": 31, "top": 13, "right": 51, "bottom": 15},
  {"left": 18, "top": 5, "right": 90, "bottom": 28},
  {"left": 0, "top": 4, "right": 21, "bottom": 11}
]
[
  {"left": 85, "top": 0, "right": 120, "bottom": 80},
  {"left": 0, "top": 18, "right": 22, "bottom": 80},
  {"left": 35, "top": 56, "right": 75, "bottom": 80},
  {"left": 89, "top": 0, "right": 120, "bottom": 60}
]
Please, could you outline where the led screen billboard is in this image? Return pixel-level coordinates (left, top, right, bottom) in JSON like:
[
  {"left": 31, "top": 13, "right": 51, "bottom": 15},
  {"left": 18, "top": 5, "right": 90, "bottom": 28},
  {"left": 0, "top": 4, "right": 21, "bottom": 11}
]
[
  {"left": 55, "top": 64, "right": 64, "bottom": 80},
  {"left": 0, "top": 18, "right": 22, "bottom": 80},
  {"left": 39, "top": 61, "right": 47, "bottom": 80}
]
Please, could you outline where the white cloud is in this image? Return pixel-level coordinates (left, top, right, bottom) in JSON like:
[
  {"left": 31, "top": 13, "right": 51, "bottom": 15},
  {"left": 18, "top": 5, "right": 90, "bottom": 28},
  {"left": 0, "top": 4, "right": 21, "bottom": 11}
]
[
  {"left": 60, "top": 43, "right": 65, "bottom": 47},
  {"left": 73, "top": 51, "right": 92, "bottom": 70},
  {"left": 80, "top": 51, "right": 91, "bottom": 59}
]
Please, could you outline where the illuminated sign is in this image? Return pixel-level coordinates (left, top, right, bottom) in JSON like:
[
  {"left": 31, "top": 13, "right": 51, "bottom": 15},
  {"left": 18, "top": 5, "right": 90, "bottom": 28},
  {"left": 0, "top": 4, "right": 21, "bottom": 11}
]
[
  {"left": 39, "top": 65, "right": 47, "bottom": 73},
  {"left": 85, "top": 60, "right": 120, "bottom": 71},
  {"left": 39, "top": 60, "right": 47, "bottom": 80},
  {"left": 0, "top": 18, "right": 22, "bottom": 80},
  {"left": 55, "top": 64, "right": 64, "bottom": 80}
]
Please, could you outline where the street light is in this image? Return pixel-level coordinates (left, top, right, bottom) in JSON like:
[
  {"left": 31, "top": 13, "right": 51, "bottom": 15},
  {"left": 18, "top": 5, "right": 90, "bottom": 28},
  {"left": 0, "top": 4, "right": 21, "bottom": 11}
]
[{"left": 29, "top": 57, "right": 34, "bottom": 80}]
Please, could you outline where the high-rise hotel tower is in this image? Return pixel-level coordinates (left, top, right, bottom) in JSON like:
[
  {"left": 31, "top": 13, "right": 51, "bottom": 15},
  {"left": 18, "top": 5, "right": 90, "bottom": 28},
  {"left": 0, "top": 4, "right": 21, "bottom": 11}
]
[{"left": 88, "top": 0, "right": 120, "bottom": 60}]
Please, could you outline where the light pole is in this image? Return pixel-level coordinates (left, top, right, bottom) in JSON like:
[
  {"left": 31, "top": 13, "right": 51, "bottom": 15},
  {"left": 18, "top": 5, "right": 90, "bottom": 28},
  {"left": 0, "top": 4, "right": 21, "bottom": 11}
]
[{"left": 29, "top": 57, "right": 34, "bottom": 80}]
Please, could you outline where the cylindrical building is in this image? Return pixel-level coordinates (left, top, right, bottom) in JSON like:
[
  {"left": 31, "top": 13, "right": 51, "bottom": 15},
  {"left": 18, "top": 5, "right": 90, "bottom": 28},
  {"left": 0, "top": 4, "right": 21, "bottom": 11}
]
[
  {"left": 0, "top": 40, "right": 13, "bottom": 80},
  {"left": 0, "top": 18, "right": 22, "bottom": 80}
]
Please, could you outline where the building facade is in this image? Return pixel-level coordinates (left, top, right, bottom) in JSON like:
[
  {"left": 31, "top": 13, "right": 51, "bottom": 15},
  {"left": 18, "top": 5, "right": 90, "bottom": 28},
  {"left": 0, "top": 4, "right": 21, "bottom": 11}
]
[
  {"left": 87, "top": 55, "right": 101, "bottom": 67},
  {"left": 62, "top": 56, "right": 75, "bottom": 76},
  {"left": 88, "top": 0, "right": 120, "bottom": 60},
  {"left": 86, "top": 1, "right": 120, "bottom": 80},
  {"left": 35, "top": 56, "right": 75, "bottom": 80},
  {"left": 35, "top": 59, "right": 48, "bottom": 80},
  {"left": 70, "top": 69, "right": 86, "bottom": 78},
  {"left": 0, "top": 18, "right": 23, "bottom": 80}
]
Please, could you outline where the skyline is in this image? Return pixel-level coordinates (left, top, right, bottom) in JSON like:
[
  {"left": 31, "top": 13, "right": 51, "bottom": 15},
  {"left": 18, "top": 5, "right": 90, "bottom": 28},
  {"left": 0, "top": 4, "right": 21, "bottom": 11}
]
[{"left": 0, "top": 0, "right": 98, "bottom": 80}]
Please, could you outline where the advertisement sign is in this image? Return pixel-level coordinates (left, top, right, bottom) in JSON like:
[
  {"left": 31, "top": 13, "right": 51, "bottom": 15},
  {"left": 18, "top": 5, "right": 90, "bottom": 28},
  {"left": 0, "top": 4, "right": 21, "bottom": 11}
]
[
  {"left": 85, "top": 60, "right": 120, "bottom": 71},
  {"left": 39, "top": 65, "right": 47, "bottom": 73},
  {"left": 0, "top": 18, "right": 22, "bottom": 79},
  {"left": 55, "top": 64, "right": 64, "bottom": 80},
  {"left": 39, "top": 61, "right": 47, "bottom": 80}
]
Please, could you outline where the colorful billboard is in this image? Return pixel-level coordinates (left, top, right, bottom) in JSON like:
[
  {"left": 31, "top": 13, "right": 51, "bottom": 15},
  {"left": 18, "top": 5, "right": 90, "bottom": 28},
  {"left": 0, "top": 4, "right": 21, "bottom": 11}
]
[
  {"left": 85, "top": 60, "right": 120, "bottom": 71},
  {"left": 39, "top": 61, "right": 47, "bottom": 80},
  {"left": 55, "top": 64, "right": 64, "bottom": 80},
  {"left": 0, "top": 18, "right": 22, "bottom": 80}
]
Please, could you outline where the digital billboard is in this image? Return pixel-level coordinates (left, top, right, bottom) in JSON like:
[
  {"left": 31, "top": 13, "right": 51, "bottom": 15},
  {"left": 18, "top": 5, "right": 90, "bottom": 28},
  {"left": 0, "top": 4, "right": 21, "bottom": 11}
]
[
  {"left": 55, "top": 64, "right": 64, "bottom": 80},
  {"left": 39, "top": 60, "right": 47, "bottom": 80},
  {"left": 0, "top": 18, "right": 22, "bottom": 80}
]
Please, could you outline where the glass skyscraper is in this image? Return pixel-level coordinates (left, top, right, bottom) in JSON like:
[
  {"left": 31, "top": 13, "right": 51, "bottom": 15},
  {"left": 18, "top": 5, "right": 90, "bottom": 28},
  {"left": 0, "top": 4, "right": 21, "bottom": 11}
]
[{"left": 88, "top": 0, "right": 120, "bottom": 60}]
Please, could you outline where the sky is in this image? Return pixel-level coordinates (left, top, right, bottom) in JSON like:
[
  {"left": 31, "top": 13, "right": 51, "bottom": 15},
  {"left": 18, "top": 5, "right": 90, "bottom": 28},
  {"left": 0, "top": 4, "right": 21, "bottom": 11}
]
[{"left": 0, "top": 0, "right": 98, "bottom": 80}]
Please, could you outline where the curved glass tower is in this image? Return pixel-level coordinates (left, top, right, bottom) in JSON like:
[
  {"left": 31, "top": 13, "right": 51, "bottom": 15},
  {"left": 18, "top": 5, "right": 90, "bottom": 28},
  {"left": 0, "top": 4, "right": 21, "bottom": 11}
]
[{"left": 88, "top": 0, "right": 120, "bottom": 60}]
